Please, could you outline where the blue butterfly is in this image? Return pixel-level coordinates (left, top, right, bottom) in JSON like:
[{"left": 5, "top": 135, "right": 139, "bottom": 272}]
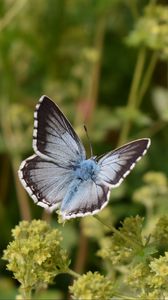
[{"left": 18, "top": 96, "right": 151, "bottom": 220}]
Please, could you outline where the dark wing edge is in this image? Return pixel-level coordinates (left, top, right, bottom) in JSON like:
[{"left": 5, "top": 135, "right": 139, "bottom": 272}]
[
  {"left": 62, "top": 195, "right": 110, "bottom": 220},
  {"left": 33, "top": 95, "right": 86, "bottom": 162},
  {"left": 97, "top": 138, "right": 151, "bottom": 188}
]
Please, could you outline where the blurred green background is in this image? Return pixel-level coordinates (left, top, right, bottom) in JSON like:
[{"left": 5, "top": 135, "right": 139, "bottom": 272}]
[{"left": 0, "top": 0, "right": 168, "bottom": 299}]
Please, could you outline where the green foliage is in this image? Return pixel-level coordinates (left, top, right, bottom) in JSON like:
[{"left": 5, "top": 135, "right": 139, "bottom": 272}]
[
  {"left": 152, "top": 215, "right": 168, "bottom": 249},
  {"left": 69, "top": 215, "right": 168, "bottom": 299},
  {"left": 152, "top": 87, "right": 168, "bottom": 122},
  {"left": 97, "top": 214, "right": 159, "bottom": 270},
  {"left": 3, "top": 216, "right": 168, "bottom": 299},
  {"left": 1, "top": 102, "right": 32, "bottom": 155},
  {"left": 1, "top": 0, "right": 168, "bottom": 299},
  {"left": 81, "top": 207, "right": 115, "bottom": 239},
  {"left": 133, "top": 171, "right": 168, "bottom": 221},
  {"left": 98, "top": 216, "right": 145, "bottom": 265}
]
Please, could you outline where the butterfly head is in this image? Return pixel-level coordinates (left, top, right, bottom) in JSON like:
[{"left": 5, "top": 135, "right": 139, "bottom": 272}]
[{"left": 74, "top": 159, "right": 100, "bottom": 181}]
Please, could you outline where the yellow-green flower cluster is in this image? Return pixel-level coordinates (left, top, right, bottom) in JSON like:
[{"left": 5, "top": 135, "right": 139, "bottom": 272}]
[
  {"left": 126, "top": 262, "right": 150, "bottom": 290},
  {"left": 126, "top": 252, "right": 168, "bottom": 298},
  {"left": 152, "top": 215, "right": 168, "bottom": 246},
  {"left": 70, "top": 214, "right": 168, "bottom": 299},
  {"left": 3, "top": 220, "right": 70, "bottom": 291},
  {"left": 138, "top": 290, "right": 165, "bottom": 300},
  {"left": 98, "top": 216, "right": 144, "bottom": 265},
  {"left": 126, "top": 4, "right": 168, "bottom": 59},
  {"left": 149, "top": 252, "right": 168, "bottom": 289},
  {"left": 70, "top": 271, "right": 114, "bottom": 300}
]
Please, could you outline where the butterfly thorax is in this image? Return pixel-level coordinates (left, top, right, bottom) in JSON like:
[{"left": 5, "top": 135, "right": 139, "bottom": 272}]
[{"left": 75, "top": 159, "right": 100, "bottom": 181}]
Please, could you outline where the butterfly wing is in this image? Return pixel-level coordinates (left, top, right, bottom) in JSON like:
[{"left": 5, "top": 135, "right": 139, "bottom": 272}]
[
  {"left": 60, "top": 179, "right": 110, "bottom": 219},
  {"left": 19, "top": 154, "right": 75, "bottom": 210},
  {"left": 97, "top": 138, "right": 151, "bottom": 188},
  {"left": 60, "top": 139, "right": 150, "bottom": 219},
  {"left": 33, "top": 95, "right": 86, "bottom": 166},
  {"left": 18, "top": 95, "right": 86, "bottom": 210}
]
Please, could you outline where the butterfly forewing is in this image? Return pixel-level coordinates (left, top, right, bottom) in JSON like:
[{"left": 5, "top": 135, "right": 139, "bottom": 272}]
[
  {"left": 33, "top": 95, "right": 86, "bottom": 166},
  {"left": 97, "top": 139, "right": 151, "bottom": 188}
]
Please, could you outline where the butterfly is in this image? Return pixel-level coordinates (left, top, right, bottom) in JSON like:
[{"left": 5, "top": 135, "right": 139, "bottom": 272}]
[{"left": 18, "top": 95, "right": 151, "bottom": 220}]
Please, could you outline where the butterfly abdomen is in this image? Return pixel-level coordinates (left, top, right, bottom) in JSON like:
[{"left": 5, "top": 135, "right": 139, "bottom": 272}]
[{"left": 60, "top": 179, "right": 82, "bottom": 213}]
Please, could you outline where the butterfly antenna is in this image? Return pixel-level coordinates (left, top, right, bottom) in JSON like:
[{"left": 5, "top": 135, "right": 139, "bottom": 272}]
[{"left": 84, "top": 124, "right": 93, "bottom": 157}]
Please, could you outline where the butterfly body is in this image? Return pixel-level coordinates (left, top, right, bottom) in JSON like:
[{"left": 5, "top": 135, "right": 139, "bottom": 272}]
[
  {"left": 60, "top": 159, "right": 101, "bottom": 217},
  {"left": 74, "top": 159, "right": 99, "bottom": 181},
  {"left": 18, "top": 95, "right": 151, "bottom": 220}
]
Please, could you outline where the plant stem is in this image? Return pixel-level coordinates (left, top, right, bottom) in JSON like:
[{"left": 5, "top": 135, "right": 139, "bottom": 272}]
[
  {"left": 128, "top": 47, "right": 146, "bottom": 107},
  {"left": 93, "top": 215, "right": 142, "bottom": 248},
  {"left": 74, "top": 226, "right": 88, "bottom": 274},
  {"left": 114, "top": 292, "right": 137, "bottom": 300},
  {"left": 118, "top": 47, "right": 146, "bottom": 146},
  {"left": 0, "top": 0, "right": 27, "bottom": 32},
  {"left": 137, "top": 51, "right": 158, "bottom": 106},
  {"left": 67, "top": 269, "right": 80, "bottom": 278},
  {"left": 87, "top": 17, "right": 106, "bottom": 123},
  {"left": 20, "top": 286, "right": 32, "bottom": 300}
]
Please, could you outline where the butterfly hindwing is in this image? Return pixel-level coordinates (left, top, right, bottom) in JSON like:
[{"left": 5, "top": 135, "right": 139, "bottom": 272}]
[{"left": 60, "top": 179, "right": 110, "bottom": 219}]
